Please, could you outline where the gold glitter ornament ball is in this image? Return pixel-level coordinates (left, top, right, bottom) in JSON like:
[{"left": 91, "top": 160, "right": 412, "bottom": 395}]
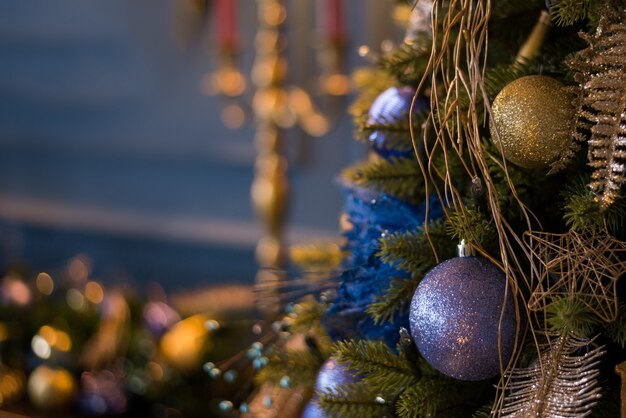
[{"left": 490, "top": 75, "right": 574, "bottom": 170}]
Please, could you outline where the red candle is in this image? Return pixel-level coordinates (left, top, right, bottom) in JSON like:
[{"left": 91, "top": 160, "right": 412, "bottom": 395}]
[
  {"left": 215, "top": 0, "right": 239, "bottom": 50},
  {"left": 324, "top": 0, "right": 345, "bottom": 43}
]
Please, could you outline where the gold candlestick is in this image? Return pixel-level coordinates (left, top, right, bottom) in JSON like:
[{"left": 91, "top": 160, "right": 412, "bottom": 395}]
[{"left": 251, "top": 0, "right": 289, "bottom": 315}]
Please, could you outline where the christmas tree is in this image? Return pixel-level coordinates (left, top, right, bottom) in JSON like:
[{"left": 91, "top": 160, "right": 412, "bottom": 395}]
[{"left": 240, "top": 0, "right": 626, "bottom": 417}]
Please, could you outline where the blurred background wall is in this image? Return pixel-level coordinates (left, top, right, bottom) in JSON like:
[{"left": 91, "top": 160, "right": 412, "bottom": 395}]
[{"left": 0, "top": 0, "right": 401, "bottom": 290}]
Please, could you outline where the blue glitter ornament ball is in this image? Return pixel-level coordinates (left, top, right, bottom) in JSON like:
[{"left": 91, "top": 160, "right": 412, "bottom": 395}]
[
  {"left": 302, "top": 358, "right": 359, "bottom": 418},
  {"left": 367, "top": 86, "right": 429, "bottom": 159},
  {"left": 409, "top": 256, "right": 518, "bottom": 381}
]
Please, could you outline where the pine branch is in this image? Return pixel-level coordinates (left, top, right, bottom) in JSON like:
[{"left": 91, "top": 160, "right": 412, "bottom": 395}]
[
  {"left": 472, "top": 404, "right": 494, "bottom": 418},
  {"left": 377, "top": 220, "right": 451, "bottom": 273},
  {"left": 562, "top": 176, "right": 626, "bottom": 232},
  {"left": 500, "top": 334, "right": 604, "bottom": 417},
  {"left": 333, "top": 340, "right": 416, "bottom": 394},
  {"left": 445, "top": 208, "right": 496, "bottom": 248},
  {"left": 341, "top": 157, "right": 424, "bottom": 203},
  {"left": 318, "top": 383, "right": 392, "bottom": 418},
  {"left": 545, "top": 296, "right": 603, "bottom": 337},
  {"left": 366, "top": 275, "right": 423, "bottom": 325},
  {"left": 255, "top": 348, "right": 324, "bottom": 388},
  {"left": 484, "top": 139, "right": 541, "bottom": 219},
  {"left": 368, "top": 222, "right": 454, "bottom": 324},
  {"left": 395, "top": 377, "right": 476, "bottom": 418},
  {"left": 349, "top": 69, "right": 397, "bottom": 119},
  {"left": 353, "top": 112, "right": 429, "bottom": 153},
  {"left": 378, "top": 35, "right": 431, "bottom": 86},
  {"left": 549, "top": 0, "right": 600, "bottom": 27},
  {"left": 606, "top": 304, "right": 626, "bottom": 348},
  {"left": 395, "top": 380, "right": 446, "bottom": 418},
  {"left": 285, "top": 299, "right": 329, "bottom": 336},
  {"left": 567, "top": 7, "right": 626, "bottom": 209}
]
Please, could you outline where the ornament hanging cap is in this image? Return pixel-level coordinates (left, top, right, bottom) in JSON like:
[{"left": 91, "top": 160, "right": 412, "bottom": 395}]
[{"left": 457, "top": 239, "right": 475, "bottom": 257}]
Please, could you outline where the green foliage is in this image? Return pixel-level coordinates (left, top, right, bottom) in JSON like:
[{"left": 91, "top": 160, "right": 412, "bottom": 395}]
[
  {"left": 353, "top": 111, "right": 429, "bottom": 154},
  {"left": 545, "top": 296, "right": 603, "bottom": 337},
  {"left": 366, "top": 275, "right": 421, "bottom": 325},
  {"left": 445, "top": 208, "right": 495, "bottom": 248},
  {"left": 378, "top": 220, "right": 451, "bottom": 273},
  {"left": 549, "top": 0, "right": 600, "bottom": 26},
  {"left": 318, "top": 382, "right": 392, "bottom": 418},
  {"left": 349, "top": 69, "right": 397, "bottom": 118},
  {"left": 483, "top": 138, "right": 540, "bottom": 220},
  {"left": 395, "top": 381, "right": 443, "bottom": 418},
  {"left": 606, "top": 304, "right": 626, "bottom": 348},
  {"left": 395, "top": 374, "right": 480, "bottom": 418},
  {"left": 472, "top": 404, "right": 494, "bottom": 418},
  {"left": 255, "top": 347, "right": 324, "bottom": 388},
  {"left": 333, "top": 340, "right": 416, "bottom": 394},
  {"left": 483, "top": 61, "right": 540, "bottom": 103},
  {"left": 562, "top": 177, "right": 626, "bottom": 233},
  {"left": 378, "top": 35, "right": 431, "bottom": 86},
  {"left": 342, "top": 157, "right": 424, "bottom": 203},
  {"left": 285, "top": 299, "right": 330, "bottom": 337},
  {"left": 368, "top": 221, "right": 454, "bottom": 324},
  {"left": 256, "top": 301, "right": 333, "bottom": 388}
]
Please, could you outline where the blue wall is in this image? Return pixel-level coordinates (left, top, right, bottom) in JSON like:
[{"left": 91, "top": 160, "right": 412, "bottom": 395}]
[{"left": 0, "top": 0, "right": 400, "bottom": 290}]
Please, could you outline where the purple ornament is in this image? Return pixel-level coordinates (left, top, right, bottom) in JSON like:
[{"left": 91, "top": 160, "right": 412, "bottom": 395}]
[
  {"left": 142, "top": 301, "right": 180, "bottom": 339},
  {"left": 77, "top": 370, "right": 127, "bottom": 415},
  {"left": 409, "top": 256, "right": 518, "bottom": 381},
  {"left": 302, "top": 358, "right": 359, "bottom": 418},
  {"left": 367, "top": 86, "right": 429, "bottom": 159}
]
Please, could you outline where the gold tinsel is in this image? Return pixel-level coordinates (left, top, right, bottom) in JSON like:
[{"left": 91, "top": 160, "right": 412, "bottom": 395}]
[{"left": 557, "top": 7, "right": 626, "bottom": 209}]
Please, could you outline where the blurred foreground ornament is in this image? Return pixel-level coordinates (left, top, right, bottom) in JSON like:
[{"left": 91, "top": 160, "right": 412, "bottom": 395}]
[
  {"left": 0, "top": 365, "right": 25, "bottom": 407},
  {"left": 367, "top": 86, "right": 429, "bottom": 159},
  {"left": 302, "top": 357, "right": 359, "bottom": 418},
  {"left": 78, "top": 370, "right": 127, "bottom": 416},
  {"left": 27, "top": 365, "right": 76, "bottom": 410},
  {"left": 159, "top": 314, "right": 210, "bottom": 371},
  {"left": 409, "top": 254, "right": 518, "bottom": 381},
  {"left": 143, "top": 301, "right": 181, "bottom": 339},
  {"left": 1, "top": 274, "right": 31, "bottom": 306},
  {"left": 490, "top": 75, "right": 574, "bottom": 170},
  {"left": 81, "top": 291, "right": 130, "bottom": 370}
]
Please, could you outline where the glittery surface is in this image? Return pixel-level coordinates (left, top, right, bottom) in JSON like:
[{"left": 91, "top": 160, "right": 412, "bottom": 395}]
[
  {"left": 302, "top": 358, "right": 359, "bottom": 418},
  {"left": 323, "top": 183, "right": 443, "bottom": 347},
  {"left": 368, "top": 86, "right": 429, "bottom": 159},
  {"left": 409, "top": 257, "right": 518, "bottom": 381},
  {"left": 490, "top": 75, "right": 573, "bottom": 170}
]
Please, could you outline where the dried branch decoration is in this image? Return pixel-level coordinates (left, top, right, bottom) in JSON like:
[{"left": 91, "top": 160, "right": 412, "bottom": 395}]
[
  {"left": 525, "top": 229, "right": 626, "bottom": 323},
  {"left": 500, "top": 333, "right": 604, "bottom": 417},
  {"left": 561, "top": 7, "right": 626, "bottom": 209}
]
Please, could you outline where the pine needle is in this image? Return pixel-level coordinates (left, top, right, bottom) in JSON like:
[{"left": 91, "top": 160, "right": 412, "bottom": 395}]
[
  {"left": 341, "top": 157, "right": 425, "bottom": 203},
  {"left": 318, "top": 382, "right": 392, "bottom": 418},
  {"left": 333, "top": 340, "right": 417, "bottom": 394}
]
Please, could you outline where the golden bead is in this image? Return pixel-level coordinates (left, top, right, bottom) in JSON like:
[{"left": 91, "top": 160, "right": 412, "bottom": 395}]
[
  {"left": 27, "top": 365, "right": 76, "bottom": 410},
  {"left": 490, "top": 75, "right": 574, "bottom": 170}
]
